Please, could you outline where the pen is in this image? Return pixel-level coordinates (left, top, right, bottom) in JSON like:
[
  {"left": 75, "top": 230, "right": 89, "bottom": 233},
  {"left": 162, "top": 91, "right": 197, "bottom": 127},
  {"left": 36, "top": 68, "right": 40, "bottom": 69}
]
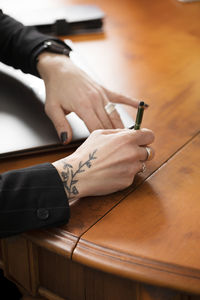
[{"left": 129, "top": 101, "right": 145, "bottom": 130}]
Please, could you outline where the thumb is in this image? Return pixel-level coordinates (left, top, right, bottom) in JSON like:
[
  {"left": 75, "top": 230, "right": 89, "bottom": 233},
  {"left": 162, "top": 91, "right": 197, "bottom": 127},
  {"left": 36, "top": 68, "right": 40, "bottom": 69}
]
[{"left": 46, "top": 104, "right": 73, "bottom": 144}]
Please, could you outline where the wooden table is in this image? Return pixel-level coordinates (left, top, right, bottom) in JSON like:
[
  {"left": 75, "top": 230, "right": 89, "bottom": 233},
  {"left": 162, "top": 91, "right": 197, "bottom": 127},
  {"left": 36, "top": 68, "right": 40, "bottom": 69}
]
[{"left": 1, "top": 0, "right": 200, "bottom": 299}]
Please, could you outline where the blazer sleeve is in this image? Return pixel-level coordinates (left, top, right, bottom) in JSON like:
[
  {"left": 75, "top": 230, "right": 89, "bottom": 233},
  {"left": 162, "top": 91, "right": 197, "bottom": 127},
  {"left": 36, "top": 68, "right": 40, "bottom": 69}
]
[
  {"left": 0, "top": 9, "right": 64, "bottom": 76},
  {"left": 0, "top": 163, "right": 70, "bottom": 238}
]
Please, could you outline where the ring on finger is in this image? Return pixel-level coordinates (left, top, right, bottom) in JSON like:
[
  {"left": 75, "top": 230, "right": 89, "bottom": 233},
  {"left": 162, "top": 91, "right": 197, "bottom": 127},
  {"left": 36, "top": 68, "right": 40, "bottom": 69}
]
[
  {"left": 145, "top": 146, "right": 153, "bottom": 161},
  {"left": 104, "top": 102, "right": 116, "bottom": 114},
  {"left": 139, "top": 162, "right": 146, "bottom": 174}
]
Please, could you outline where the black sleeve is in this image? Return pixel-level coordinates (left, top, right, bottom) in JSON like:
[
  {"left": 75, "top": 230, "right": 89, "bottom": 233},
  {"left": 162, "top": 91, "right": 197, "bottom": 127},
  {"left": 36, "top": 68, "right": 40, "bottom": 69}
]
[
  {"left": 0, "top": 163, "right": 70, "bottom": 238},
  {"left": 0, "top": 9, "right": 64, "bottom": 76}
]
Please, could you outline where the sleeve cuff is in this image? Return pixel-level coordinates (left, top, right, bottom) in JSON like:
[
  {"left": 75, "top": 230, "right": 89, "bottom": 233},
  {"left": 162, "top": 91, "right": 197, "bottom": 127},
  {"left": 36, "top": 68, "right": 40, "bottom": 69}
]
[{"left": 0, "top": 163, "right": 70, "bottom": 238}]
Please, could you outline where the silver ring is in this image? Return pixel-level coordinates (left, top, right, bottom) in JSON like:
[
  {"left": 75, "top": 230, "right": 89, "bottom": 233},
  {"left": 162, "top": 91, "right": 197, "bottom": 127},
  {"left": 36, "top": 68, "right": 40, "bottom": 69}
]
[
  {"left": 145, "top": 147, "right": 153, "bottom": 161},
  {"left": 104, "top": 102, "right": 116, "bottom": 114},
  {"left": 139, "top": 162, "right": 146, "bottom": 174}
]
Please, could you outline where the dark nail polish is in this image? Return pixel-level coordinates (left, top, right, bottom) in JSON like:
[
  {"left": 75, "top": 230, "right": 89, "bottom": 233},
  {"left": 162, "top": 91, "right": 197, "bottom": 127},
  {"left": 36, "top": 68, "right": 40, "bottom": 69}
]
[{"left": 60, "top": 132, "right": 68, "bottom": 144}]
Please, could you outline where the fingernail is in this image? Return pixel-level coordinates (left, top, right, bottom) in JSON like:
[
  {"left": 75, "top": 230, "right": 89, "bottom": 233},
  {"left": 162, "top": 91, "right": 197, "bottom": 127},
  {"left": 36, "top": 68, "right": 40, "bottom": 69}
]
[{"left": 60, "top": 132, "right": 68, "bottom": 144}]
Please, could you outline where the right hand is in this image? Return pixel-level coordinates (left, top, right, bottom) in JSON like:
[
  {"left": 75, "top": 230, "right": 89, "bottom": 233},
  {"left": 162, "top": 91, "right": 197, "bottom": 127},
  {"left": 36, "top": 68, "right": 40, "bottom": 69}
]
[{"left": 53, "top": 128, "right": 155, "bottom": 200}]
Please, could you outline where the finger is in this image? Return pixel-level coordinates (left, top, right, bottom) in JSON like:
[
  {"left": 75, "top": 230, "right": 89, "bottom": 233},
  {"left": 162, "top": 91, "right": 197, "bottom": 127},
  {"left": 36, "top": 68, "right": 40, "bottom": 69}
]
[
  {"left": 103, "top": 87, "right": 140, "bottom": 108},
  {"left": 132, "top": 128, "right": 155, "bottom": 146},
  {"left": 93, "top": 88, "right": 115, "bottom": 129},
  {"left": 45, "top": 104, "right": 73, "bottom": 144},
  {"left": 95, "top": 103, "right": 114, "bottom": 129},
  {"left": 131, "top": 161, "right": 145, "bottom": 175},
  {"left": 138, "top": 146, "right": 155, "bottom": 161},
  {"left": 97, "top": 88, "right": 124, "bottom": 129},
  {"left": 77, "top": 109, "right": 104, "bottom": 132},
  {"left": 108, "top": 109, "right": 124, "bottom": 129}
]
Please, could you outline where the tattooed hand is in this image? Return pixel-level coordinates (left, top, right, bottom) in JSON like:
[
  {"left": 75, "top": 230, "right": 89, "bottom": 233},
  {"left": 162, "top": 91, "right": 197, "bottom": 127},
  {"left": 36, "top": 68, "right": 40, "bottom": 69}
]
[{"left": 52, "top": 128, "right": 155, "bottom": 200}]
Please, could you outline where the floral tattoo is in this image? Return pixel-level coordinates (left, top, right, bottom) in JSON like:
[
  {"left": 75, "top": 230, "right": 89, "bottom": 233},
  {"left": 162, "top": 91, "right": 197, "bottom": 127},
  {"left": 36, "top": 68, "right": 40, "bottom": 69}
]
[{"left": 61, "top": 149, "right": 97, "bottom": 199}]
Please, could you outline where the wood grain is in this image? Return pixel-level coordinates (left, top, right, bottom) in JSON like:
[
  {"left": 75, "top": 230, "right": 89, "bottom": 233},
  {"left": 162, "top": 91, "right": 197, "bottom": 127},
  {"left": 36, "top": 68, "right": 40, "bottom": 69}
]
[
  {"left": 1, "top": 0, "right": 200, "bottom": 248},
  {"left": 1, "top": 0, "right": 200, "bottom": 299},
  {"left": 74, "top": 134, "right": 200, "bottom": 293}
]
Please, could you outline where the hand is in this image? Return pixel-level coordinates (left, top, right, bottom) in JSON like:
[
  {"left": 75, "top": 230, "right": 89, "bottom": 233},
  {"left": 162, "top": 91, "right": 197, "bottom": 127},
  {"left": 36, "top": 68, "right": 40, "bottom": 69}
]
[
  {"left": 37, "top": 53, "right": 140, "bottom": 144},
  {"left": 52, "top": 128, "right": 155, "bottom": 200}
]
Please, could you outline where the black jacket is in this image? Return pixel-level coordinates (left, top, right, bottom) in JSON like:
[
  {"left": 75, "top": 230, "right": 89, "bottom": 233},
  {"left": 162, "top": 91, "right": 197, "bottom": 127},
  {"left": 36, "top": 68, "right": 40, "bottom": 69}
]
[
  {"left": 0, "top": 10, "right": 70, "bottom": 237},
  {"left": 0, "top": 9, "right": 62, "bottom": 76}
]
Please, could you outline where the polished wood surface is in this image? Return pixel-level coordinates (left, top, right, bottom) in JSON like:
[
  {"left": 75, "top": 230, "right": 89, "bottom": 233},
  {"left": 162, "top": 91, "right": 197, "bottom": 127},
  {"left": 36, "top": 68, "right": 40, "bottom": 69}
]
[
  {"left": 74, "top": 134, "right": 200, "bottom": 294},
  {"left": 1, "top": 0, "right": 200, "bottom": 299}
]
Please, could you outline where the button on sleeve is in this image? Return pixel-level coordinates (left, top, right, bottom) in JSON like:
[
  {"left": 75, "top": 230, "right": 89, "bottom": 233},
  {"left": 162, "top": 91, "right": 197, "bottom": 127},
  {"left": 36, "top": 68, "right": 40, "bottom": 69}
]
[{"left": 36, "top": 208, "right": 49, "bottom": 220}]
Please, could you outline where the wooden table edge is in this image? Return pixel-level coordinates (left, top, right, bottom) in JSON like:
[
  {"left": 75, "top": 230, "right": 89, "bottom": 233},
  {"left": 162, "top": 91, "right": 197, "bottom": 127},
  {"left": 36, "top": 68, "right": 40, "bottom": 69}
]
[{"left": 73, "top": 238, "right": 200, "bottom": 295}]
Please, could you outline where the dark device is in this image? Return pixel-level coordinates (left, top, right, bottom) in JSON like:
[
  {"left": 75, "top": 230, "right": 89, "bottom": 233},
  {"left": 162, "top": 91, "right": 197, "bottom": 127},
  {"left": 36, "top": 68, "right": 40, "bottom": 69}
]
[{"left": 4, "top": 5, "right": 105, "bottom": 36}]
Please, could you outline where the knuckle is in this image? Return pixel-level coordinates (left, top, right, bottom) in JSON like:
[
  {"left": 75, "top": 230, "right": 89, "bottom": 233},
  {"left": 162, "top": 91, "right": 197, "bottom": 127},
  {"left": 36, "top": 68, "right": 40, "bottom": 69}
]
[
  {"left": 88, "top": 90, "right": 100, "bottom": 102},
  {"left": 115, "top": 135, "right": 134, "bottom": 154}
]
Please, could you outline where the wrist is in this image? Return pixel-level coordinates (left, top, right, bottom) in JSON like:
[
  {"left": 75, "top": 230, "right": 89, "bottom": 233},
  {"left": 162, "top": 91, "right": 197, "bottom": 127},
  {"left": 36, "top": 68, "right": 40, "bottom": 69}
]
[
  {"left": 37, "top": 52, "right": 72, "bottom": 80},
  {"left": 52, "top": 149, "right": 98, "bottom": 201},
  {"left": 52, "top": 155, "right": 88, "bottom": 201},
  {"left": 31, "top": 40, "right": 72, "bottom": 77}
]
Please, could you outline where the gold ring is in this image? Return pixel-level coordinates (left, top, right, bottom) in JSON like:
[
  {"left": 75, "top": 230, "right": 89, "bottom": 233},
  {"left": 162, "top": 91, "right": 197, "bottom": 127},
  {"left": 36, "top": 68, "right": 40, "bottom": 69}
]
[{"left": 104, "top": 102, "right": 116, "bottom": 114}]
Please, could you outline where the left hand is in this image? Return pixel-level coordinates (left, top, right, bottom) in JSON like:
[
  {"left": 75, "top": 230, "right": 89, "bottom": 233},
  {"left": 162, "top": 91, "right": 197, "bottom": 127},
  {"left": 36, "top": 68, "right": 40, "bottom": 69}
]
[{"left": 37, "top": 52, "right": 140, "bottom": 144}]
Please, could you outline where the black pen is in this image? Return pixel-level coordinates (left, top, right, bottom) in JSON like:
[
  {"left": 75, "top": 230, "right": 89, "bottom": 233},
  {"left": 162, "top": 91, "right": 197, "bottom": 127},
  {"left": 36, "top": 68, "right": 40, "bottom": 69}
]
[{"left": 129, "top": 101, "right": 146, "bottom": 130}]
